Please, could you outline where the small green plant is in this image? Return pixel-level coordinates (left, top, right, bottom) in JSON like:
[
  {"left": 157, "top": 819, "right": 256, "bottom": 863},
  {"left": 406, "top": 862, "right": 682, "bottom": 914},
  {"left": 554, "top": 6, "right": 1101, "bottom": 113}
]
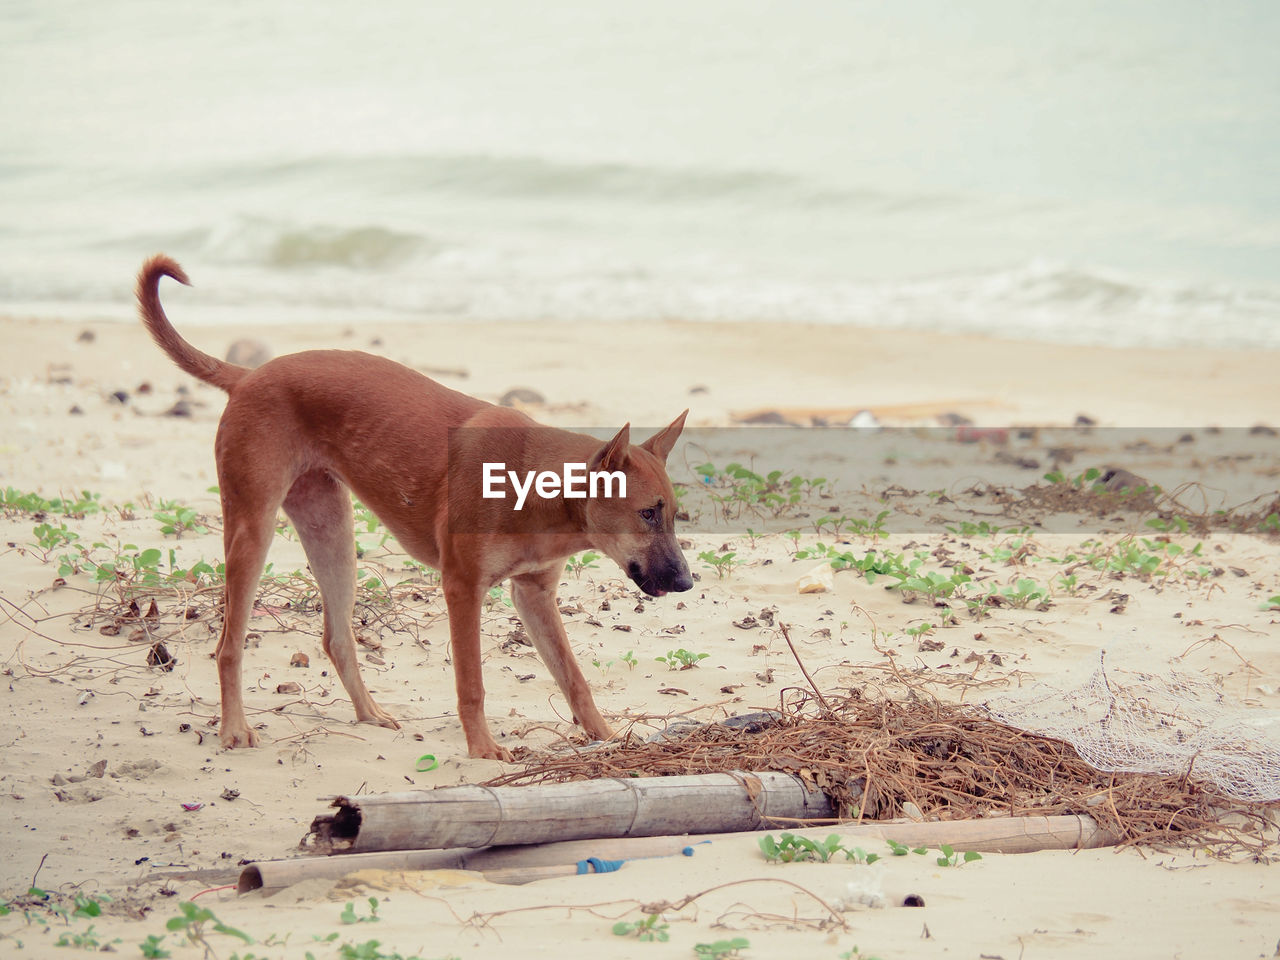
[
  {"left": 565, "top": 551, "right": 601, "bottom": 578},
  {"left": 885, "top": 839, "right": 929, "bottom": 857},
  {"left": 891, "top": 568, "right": 972, "bottom": 604},
  {"left": 71, "top": 893, "right": 108, "bottom": 919},
  {"left": 2, "top": 487, "right": 102, "bottom": 517},
  {"left": 655, "top": 648, "right": 710, "bottom": 670},
  {"left": 612, "top": 911, "right": 670, "bottom": 942},
  {"left": 758, "top": 832, "right": 850, "bottom": 863},
  {"left": 1145, "top": 516, "right": 1189, "bottom": 535},
  {"left": 55, "top": 924, "right": 120, "bottom": 950},
  {"left": 139, "top": 934, "right": 172, "bottom": 958},
  {"left": 698, "top": 549, "right": 737, "bottom": 579},
  {"left": 1095, "top": 539, "right": 1165, "bottom": 578},
  {"left": 78, "top": 542, "right": 165, "bottom": 585},
  {"left": 693, "top": 937, "right": 750, "bottom": 959},
  {"left": 695, "top": 460, "right": 821, "bottom": 520},
  {"left": 165, "top": 902, "right": 253, "bottom": 951},
  {"left": 335, "top": 940, "right": 430, "bottom": 960},
  {"left": 936, "top": 844, "right": 983, "bottom": 867},
  {"left": 32, "top": 520, "right": 80, "bottom": 554},
  {"left": 842, "top": 845, "right": 881, "bottom": 865},
  {"left": 352, "top": 500, "right": 394, "bottom": 552},
  {"left": 1265, "top": 595, "right": 1280, "bottom": 611},
  {"left": 905, "top": 622, "right": 936, "bottom": 640},
  {"left": 153, "top": 499, "right": 209, "bottom": 538},
  {"left": 340, "top": 897, "right": 381, "bottom": 925},
  {"left": 946, "top": 520, "right": 1007, "bottom": 538},
  {"left": 1000, "top": 577, "right": 1049, "bottom": 608},
  {"left": 357, "top": 567, "right": 390, "bottom": 601},
  {"left": 815, "top": 510, "right": 890, "bottom": 539},
  {"left": 1043, "top": 466, "right": 1103, "bottom": 489},
  {"left": 981, "top": 536, "right": 1034, "bottom": 565},
  {"left": 620, "top": 650, "right": 638, "bottom": 670}
]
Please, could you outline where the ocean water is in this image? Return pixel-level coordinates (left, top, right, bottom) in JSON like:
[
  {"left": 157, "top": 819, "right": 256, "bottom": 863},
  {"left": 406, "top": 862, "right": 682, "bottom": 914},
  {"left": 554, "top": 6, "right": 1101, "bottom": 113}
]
[{"left": 2, "top": 0, "right": 1278, "bottom": 348}]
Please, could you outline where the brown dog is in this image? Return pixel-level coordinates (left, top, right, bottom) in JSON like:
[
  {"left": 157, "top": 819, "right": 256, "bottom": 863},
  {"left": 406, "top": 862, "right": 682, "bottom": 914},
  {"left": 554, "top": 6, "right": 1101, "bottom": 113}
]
[{"left": 136, "top": 255, "right": 692, "bottom": 760}]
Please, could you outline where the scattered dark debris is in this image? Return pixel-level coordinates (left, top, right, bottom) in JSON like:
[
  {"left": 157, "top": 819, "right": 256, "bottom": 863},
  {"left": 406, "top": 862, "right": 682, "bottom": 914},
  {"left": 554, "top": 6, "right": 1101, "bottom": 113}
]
[{"left": 146, "top": 642, "right": 176, "bottom": 672}]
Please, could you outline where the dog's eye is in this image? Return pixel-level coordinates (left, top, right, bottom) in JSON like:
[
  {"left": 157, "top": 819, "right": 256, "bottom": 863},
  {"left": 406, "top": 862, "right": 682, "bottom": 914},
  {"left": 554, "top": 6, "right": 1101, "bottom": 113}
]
[{"left": 639, "top": 508, "right": 657, "bottom": 523}]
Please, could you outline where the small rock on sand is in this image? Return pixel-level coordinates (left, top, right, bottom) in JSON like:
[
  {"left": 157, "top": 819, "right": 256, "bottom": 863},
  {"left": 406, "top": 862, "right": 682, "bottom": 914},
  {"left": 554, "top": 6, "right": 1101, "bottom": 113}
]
[
  {"left": 797, "top": 563, "right": 833, "bottom": 594},
  {"left": 500, "top": 387, "right": 545, "bottom": 407}
]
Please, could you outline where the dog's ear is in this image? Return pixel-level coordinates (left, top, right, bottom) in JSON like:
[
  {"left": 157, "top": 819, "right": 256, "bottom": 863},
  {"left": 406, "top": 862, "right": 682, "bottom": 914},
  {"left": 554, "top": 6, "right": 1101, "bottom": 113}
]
[
  {"left": 639, "top": 409, "right": 688, "bottom": 463},
  {"left": 590, "top": 423, "right": 631, "bottom": 473}
]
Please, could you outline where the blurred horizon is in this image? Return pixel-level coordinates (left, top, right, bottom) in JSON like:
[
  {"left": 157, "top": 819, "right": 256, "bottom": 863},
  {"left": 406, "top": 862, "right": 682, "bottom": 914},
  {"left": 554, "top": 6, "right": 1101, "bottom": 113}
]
[{"left": 2, "top": 0, "right": 1278, "bottom": 348}]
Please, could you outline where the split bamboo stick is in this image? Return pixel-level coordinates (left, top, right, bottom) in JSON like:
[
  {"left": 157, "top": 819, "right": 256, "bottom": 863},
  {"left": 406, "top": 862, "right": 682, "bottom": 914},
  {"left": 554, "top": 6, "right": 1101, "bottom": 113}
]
[
  {"left": 306, "top": 772, "right": 835, "bottom": 853},
  {"left": 244, "top": 814, "right": 1118, "bottom": 894}
]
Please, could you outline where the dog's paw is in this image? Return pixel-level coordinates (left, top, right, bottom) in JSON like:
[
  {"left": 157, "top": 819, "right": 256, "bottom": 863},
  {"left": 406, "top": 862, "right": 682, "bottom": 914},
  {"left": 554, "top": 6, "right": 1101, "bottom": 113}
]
[
  {"left": 219, "top": 724, "right": 260, "bottom": 748},
  {"left": 468, "top": 740, "right": 513, "bottom": 763},
  {"left": 581, "top": 721, "right": 615, "bottom": 742},
  {"left": 356, "top": 702, "right": 401, "bottom": 730}
]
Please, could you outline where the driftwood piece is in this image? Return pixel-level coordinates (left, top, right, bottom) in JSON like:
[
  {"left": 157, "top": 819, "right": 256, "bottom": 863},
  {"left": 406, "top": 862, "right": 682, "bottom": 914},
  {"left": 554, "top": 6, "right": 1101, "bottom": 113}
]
[
  {"left": 245, "top": 814, "right": 1117, "bottom": 894},
  {"left": 305, "top": 772, "right": 835, "bottom": 854}
]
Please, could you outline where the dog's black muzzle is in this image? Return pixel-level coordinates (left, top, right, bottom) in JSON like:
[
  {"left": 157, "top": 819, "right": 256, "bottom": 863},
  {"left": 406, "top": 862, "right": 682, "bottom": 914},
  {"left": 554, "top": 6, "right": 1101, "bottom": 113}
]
[{"left": 628, "top": 557, "right": 694, "bottom": 598}]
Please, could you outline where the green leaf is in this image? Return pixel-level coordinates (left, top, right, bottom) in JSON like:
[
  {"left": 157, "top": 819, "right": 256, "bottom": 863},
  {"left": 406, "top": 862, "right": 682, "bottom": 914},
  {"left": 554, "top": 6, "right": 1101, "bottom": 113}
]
[{"left": 212, "top": 921, "right": 253, "bottom": 944}]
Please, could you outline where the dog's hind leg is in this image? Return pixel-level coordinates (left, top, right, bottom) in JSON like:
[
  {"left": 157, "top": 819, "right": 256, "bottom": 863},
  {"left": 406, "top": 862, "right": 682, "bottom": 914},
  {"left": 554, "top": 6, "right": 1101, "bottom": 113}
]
[
  {"left": 216, "top": 487, "right": 282, "bottom": 748},
  {"left": 283, "top": 470, "right": 400, "bottom": 730},
  {"left": 511, "top": 566, "right": 613, "bottom": 742}
]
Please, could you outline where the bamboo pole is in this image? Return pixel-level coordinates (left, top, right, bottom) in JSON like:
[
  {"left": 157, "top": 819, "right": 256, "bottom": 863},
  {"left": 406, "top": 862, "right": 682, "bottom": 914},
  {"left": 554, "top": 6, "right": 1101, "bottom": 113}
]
[
  {"left": 241, "top": 835, "right": 706, "bottom": 893},
  {"left": 305, "top": 772, "right": 835, "bottom": 854},
  {"left": 244, "top": 814, "right": 1118, "bottom": 895}
]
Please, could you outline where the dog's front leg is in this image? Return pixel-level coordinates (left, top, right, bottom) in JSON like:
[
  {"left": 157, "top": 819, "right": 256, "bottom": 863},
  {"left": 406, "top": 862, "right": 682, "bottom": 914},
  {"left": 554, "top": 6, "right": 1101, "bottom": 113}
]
[
  {"left": 443, "top": 574, "right": 511, "bottom": 761},
  {"left": 511, "top": 567, "right": 614, "bottom": 742}
]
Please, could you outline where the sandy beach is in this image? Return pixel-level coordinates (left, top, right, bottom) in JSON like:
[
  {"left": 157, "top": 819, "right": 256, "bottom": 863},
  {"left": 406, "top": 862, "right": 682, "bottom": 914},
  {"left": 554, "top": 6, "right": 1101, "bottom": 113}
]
[{"left": 2, "top": 312, "right": 1278, "bottom": 960}]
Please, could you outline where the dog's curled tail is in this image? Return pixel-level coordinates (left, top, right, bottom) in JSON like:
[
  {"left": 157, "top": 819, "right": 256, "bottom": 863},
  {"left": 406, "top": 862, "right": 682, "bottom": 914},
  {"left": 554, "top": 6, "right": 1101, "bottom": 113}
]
[{"left": 136, "top": 255, "right": 249, "bottom": 393}]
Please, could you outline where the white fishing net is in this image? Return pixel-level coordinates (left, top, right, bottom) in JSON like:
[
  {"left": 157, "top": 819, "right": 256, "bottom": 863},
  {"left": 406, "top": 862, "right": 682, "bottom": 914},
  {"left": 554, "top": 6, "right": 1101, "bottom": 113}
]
[{"left": 983, "top": 652, "right": 1280, "bottom": 804}]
